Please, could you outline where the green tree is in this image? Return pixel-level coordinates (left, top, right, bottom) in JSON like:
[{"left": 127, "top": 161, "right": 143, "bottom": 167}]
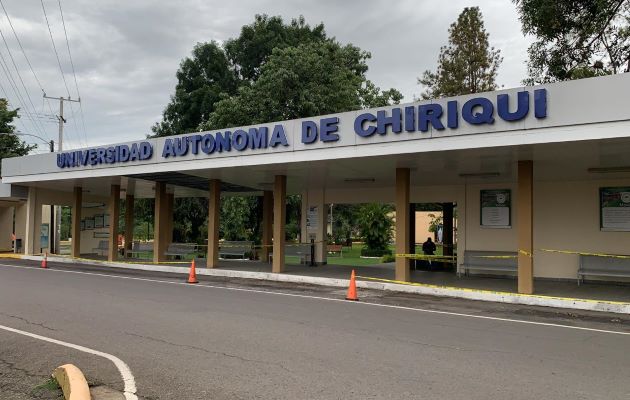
[
  {"left": 225, "top": 14, "right": 327, "bottom": 82},
  {"left": 419, "top": 7, "right": 502, "bottom": 99},
  {"left": 151, "top": 41, "right": 237, "bottom": 137},
  {"left": 220, "top": 196, "right": 250, "bottom": 241},
  {"left": 0, "top": 99, "right": 35, "bottom": 175},
  {"left": 513, "top": 0, "right": 630, "bottom": 84},
  {"left": 152, "top": 15, "right": 402, "bottom": 245},
  {"left": 202, "top": 40, "right": 402, "bottom": 130},
  {"left": 357, "top": 203, "right": 393, "bottom": 256},
  {"left": 329, "top": 204, "right": 360, "bottom": 246}
]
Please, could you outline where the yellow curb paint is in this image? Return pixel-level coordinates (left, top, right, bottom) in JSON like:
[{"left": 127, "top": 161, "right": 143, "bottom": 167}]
[
  {"left": 48, "top": 255, "right": 190, "bottom": 265},
  {"left": 355, "top": 275, "right": 630, "bottom": 306},
  {"left": 0, "top": 254, "right": 22, "bottom": 259},
  {"left": 52, "top": 364, "right": 91, "bottom": 400}
]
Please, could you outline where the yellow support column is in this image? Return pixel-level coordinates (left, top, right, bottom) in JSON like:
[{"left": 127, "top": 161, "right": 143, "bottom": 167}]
[
  {"left": 107, "top": 184, "right": 120, "bottom": 262},
  {"left": 153, "top": 182, "right": 168, "bottom": 263},
  {"left": 261, "top": 190, "right": 273, "bottom": 263},
  {"left": 517, "top": 160, "right": 534, "bottom": 294},
  {"left": 207, "top": 180, "right": 221, "bottom": 268},
  {"left": 272, "top": 175, "right": 286, "bottom": 273},
  {"left": 124, "top": 194, "right": 134, "bottom": 257},
  {"left": 395, "top": 168, "right": 410, "bottom": 282},
  {"left": 71, "top": 187, "right": 82, "bottom": 258},
  {"left": 166, "top": 192, "right": 174, "bottom": 243}
]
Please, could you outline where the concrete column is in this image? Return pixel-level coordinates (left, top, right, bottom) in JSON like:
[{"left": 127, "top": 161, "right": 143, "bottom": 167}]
[
  {"left": 23, "top": 187, "right": 38, "bottom": 255},
  {"left": 302, "top": 188, "right": 327, "bottom": 265},
  {"left": 166, "top": 193, "right": 175, "bottom": 242},
  {"left": 517, "top": 160, "right": 534, "bottom": 294},
  {"left": 0, "top": 207, "right": 14, "bottom": 250},
  {"left": 261, "top": 190, "right": 273, "bottom": 263},
  {"left": 442, "top": 203, "right": 454, "bottom": 257},
  {"left": 71, "top": 187, "right": 82, "bottom": 258},
  {"left": 124, "top": 194, "right": 134, "bottom": 256},
  {"left": 395, "top": 168, "right": 410, "bottom": 282},
  {"left": 108, "top": 185, "right": 120, "bottom": 262},
  {"left": 408, "top": 203, "right": 415, "bottom": 270},
  {"left": 153, "top": 182, "right": 168, "bottom": 263},
  {"left": 207, "top": 179, "right": 221, "bottom": 268},
  {"left": 14, "top": 203, "right": 26, "bottom": 253},
  {"left": 272, "top": 175, "right": 286, "bottom": 273}
]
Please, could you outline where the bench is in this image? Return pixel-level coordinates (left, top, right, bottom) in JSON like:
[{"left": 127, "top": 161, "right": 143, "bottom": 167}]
[
  {"left": 219, "top": 241, "right": 253, "bottom": 260},
  {"left": 327, "top": 244, "right": 343, "bottom": 257},
  {"left": 125, "top": 241, "right": 153, "bottom": 258},
  {"left": 92, "top": 240, "right": 108, "bottom": 256},
  {"left": 269, "top": 243, "right": 312, "bottom": 264},
  {"left": 578, "top": 254, "right": 630, "bottom": 285},
  {"left": 165, "top": 243, "right": 197, "bottom": 259},
  {"left": 460, "top": 250, "right": 518, "bottom": 277}
]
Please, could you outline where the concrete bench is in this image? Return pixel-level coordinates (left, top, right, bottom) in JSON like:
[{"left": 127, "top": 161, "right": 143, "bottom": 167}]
[
  {"left": 125, "top": 241, "right": 153, "bottom": 258},
  {"left": 219, "top": 241, "right": 253, "bottom": 260},
  {"left": 92, "top": 240, "right": 108, "bottom": 256},
  {"left": 578, "top": 254, "right": 630, "bottom": 285},
  {"left": 460, "top": 250, "right": 518, "bottom": 277},
  {"left": 165, "top": 243, "right": 197, "bottom": 259},
  {"left": 269, "top": 243, "right": 312, "bottom": 264},
  {"left": 327, "top": 244, "right": 343, "bottom": 257}
]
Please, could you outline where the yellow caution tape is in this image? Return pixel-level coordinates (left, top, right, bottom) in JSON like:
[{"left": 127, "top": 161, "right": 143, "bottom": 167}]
[
  {"left": 539, "top": 248, "right": 630, "bottom": 259},
  {"left": 395, "top": 254, "right": 456, "bottom": 263}
]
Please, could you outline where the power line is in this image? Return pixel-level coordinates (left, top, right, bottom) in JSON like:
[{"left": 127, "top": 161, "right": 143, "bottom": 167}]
[
  {"left": 40, "top": 0, "right": 71, "bottom": 98},
  {"left": 0, "top": 79, "right": 29, "bottom": 134},
  {"left": 0, "top": 25, "right": 51, "bottom": 140},
  {"left": 0, "top": 46, "right": 49, "bottom": 141},
  {"left": 58, "top": 0, "right": 88, "bottom": 147},
  {"left": 0, "top": 0, "right": 56, "bottom": 117},
  {"left": 39, "top": 0, "right": 84, "bottom": 149}
]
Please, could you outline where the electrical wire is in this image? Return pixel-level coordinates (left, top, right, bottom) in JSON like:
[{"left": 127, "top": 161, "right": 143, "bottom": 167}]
[
  {"left": 0, "top": 0, "right": 56, "bottom": 117},
  {"left": 40, "top": 0, "right": 71, "bottom": 98},
  {"left": 0, "top": 78, "right": 29, "bottom": 135},
  {"left": 58, "top": 0, "right": 88, "bottom": 148},
  {"left": 0, "top": 47, "right": 48, "bottom": 140},
  {"left": 0, "top": 26, "right": 50, "bottom": 140}
]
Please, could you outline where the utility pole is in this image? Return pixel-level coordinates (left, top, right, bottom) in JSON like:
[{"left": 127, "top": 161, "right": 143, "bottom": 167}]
[
  {"left": 43, "top": 94, "right": 81, "bottom": 255},
  {"left": 43, "top": 94, "right": 80, "bottom": 151}
]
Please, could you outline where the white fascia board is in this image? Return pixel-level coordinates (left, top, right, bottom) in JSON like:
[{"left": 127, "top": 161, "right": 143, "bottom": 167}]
[{"left": 4, "top": 119, "right": 630, "bottom": 184}]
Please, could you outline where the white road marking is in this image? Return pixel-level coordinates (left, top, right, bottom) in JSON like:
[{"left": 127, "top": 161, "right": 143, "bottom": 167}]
[
  {"left": 1, "top": 262, "right": 629, "bottom": 337},
  {"left": 0, "top": 323, "right": 138, "bottom": 400}
]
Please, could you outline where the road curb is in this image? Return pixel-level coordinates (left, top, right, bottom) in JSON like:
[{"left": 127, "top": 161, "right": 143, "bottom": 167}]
[
  {"left": 52, "top": 364, "right": 91, "bottom": 400},
  {"left": 21, "top": 254, "right": 630, "bottom": 315}
]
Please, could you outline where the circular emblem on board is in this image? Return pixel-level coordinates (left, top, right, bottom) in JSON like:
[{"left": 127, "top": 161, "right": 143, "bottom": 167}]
[
  {"left": 621, "top": 192, "right": 630, "bottom": 203},
  {"left": 496, "top": 193, "right": 507, "bottom": 204}
]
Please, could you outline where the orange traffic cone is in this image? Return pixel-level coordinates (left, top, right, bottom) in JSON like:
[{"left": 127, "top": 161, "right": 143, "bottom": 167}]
[
  {"left": 345, "top": 269, "right": 358, "bottom": 301},
  {"left": 41, "top": 252, "right": 48, "bottom": 269},
  {"left": 187, "top": 259, "right": 199, "bottom": 284}
]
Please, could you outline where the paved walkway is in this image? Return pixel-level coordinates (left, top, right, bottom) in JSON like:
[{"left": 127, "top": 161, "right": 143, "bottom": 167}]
[
  {"left": 189, "top": 259, "right": 630, "bottom": 303},
  {"left": 33, "top": 253, "right": 630, "bottom": 303}
]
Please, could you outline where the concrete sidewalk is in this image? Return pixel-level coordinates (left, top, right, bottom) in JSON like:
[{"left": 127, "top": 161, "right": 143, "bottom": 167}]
[{"left": 16, "top": 254, "right": 630, "bottom": 314}]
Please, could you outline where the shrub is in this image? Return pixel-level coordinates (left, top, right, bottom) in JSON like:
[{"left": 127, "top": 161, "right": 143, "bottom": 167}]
[
  {"left": 360, "top": 248, "right": 392, "bottom": 257},
  {"left": 357, "top": 203, "right": 393, "bottom": 253},
  {"left": 381, "top": 254, "right": 396, "bottom": 263}
]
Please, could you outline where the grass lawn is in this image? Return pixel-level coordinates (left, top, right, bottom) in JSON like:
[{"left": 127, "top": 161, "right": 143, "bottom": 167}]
[{"left": 323, "top": 243, "right": 444, "bottom": 266}]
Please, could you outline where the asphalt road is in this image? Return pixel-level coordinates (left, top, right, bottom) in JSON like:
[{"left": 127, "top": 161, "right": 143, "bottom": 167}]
[{"left": 0, "top": 259, "right": 629, "bottom": 400}]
